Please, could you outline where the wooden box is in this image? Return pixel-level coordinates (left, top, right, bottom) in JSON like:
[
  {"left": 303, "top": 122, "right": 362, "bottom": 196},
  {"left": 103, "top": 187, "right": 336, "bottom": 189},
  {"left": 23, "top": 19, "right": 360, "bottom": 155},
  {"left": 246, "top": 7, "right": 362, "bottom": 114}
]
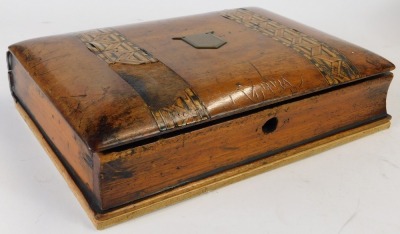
[{"left": 7, "top": 7, "right": 395, "bottom": 229}]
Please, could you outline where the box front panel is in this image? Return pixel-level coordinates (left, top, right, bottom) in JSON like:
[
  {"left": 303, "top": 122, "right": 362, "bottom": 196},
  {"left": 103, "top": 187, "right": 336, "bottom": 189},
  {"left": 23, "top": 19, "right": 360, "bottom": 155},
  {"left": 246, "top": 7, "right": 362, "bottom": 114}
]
[{"left": 98, "top": 74, "right": 391, "bottom": 210}]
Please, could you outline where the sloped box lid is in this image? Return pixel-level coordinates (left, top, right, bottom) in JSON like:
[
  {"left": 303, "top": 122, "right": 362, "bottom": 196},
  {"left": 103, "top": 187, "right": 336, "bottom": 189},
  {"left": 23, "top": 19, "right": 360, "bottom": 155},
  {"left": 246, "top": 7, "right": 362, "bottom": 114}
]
[{"left": 8, "top": 7, "right": 395, "bottom": 151}]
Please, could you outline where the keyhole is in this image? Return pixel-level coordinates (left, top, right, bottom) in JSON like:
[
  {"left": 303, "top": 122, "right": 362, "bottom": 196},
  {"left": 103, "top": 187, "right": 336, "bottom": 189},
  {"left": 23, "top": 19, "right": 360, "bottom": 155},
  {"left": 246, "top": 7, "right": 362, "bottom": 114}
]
[{"left": 262, "top": 117, "right": 278, "bottom": 134}]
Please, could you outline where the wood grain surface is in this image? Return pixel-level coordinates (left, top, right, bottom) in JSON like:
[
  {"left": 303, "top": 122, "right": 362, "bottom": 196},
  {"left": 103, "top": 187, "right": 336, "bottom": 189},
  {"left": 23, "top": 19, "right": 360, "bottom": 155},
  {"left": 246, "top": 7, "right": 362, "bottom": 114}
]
[
  {"left": 7, "top": 7, "right": 395, "bottom": 213},
  {"left": 15, "top": 102, "right": 391, "bottom": 229}
]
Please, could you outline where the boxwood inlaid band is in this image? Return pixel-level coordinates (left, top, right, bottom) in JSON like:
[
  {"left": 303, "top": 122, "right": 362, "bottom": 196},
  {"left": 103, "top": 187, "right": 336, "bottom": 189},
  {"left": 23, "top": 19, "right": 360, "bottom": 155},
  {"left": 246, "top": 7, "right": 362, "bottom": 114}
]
[{"left": 222, "top": 8, "right": 360, "bottom": 85}]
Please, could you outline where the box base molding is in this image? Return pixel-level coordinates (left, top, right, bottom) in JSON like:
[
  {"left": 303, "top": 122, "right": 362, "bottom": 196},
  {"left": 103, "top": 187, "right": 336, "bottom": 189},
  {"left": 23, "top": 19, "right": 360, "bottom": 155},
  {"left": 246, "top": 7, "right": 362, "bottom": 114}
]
[{"left": 16, "top": 103, "right": 391, "bottom": 229}]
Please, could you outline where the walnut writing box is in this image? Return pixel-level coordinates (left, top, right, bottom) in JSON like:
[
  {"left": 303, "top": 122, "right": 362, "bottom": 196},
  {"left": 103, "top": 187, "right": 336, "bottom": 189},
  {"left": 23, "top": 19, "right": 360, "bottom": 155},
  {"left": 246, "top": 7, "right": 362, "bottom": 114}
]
[{"left": 7, "top": 7, "right": 395, "bottom": 229}]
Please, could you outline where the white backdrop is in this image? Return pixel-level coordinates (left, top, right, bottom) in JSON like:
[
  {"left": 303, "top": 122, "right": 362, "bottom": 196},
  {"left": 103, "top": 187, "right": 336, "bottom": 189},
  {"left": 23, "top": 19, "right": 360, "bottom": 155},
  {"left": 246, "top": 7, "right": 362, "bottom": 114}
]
[{"left": 1, "top": 1, "right": 399, "bottom": 233}]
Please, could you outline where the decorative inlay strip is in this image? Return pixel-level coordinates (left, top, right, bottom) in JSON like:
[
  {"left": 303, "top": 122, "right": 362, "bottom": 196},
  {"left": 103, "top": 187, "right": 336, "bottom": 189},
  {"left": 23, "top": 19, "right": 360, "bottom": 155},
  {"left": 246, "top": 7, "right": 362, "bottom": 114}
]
[
  {"left": 151, "top": 88, "right": 210, "bottom": 131},
  {"left": 79, "top": 29, "right": 209, "bottom": 131},
  {"left": 222, "top": 8, "right": 360, "bottom": 85},
  {"left": 78, "top": 28, "right": 157, "bottom": 65}
]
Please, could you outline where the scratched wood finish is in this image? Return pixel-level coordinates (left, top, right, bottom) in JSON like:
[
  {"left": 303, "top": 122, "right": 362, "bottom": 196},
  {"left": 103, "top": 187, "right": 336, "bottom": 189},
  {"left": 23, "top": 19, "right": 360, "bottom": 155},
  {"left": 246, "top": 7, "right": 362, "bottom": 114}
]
[
  {"left": 7, "top": 7, "right": 395, "bottom": 213},
  {"left": 8, "top": 8, "right": 394, "bottom": 151},
  {"left": 97, "top": 75, "right": 392, "bottom": 209},
  {"left": 15, "top": 101, "right": 390, "bottom": 229},
  {"left": 9, "top": 56, "right": 100, "bottom": 201}
]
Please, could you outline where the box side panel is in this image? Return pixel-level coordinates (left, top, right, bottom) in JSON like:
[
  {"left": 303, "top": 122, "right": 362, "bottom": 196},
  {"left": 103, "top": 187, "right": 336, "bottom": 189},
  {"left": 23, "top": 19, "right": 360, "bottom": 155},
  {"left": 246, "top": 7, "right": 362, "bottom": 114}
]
[
  {"left": 8, "top": 53, "right": 100, "bottom": 206},
  {"left": 98, "top": 74, "right": 392, "bottom": 210}
]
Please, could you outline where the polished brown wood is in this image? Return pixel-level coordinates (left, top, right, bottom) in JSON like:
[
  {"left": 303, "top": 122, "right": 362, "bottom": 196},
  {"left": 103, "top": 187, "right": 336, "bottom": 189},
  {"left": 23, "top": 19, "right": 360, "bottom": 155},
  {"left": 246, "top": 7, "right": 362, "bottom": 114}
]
[
  {"left": 7, "top": 7, "right": 395, "bottom": 222},
  {"left": 96, "top": 74, "right": 392, "bottom": 209},
  {"left": 15, "top": 102, "right": 391, "bottom": 229}
]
